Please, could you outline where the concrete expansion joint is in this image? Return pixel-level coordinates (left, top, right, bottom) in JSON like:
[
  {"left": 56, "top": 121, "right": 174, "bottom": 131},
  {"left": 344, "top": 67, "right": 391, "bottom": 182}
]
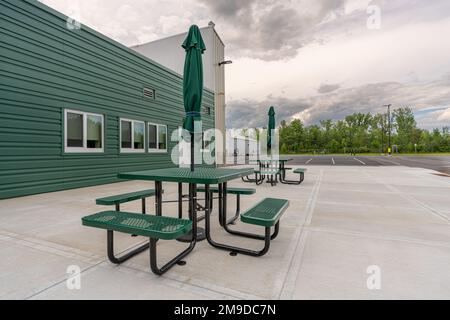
[
  {"left": 116, "top": 242, "right": 266, "bottom": 300},
  {"left": 0, "top": 229, "right": 103, "bottom": 264},
  {"left": 388, "top": 185, "right": 449, "bottom": 224},
  {"left": 364, "top": 172, "right": 450, "bottom": 224},
  {"left": 276, "top": 169, "right": 323, "bottom": 299},
  {"left": 303, "top": 226, "right": 450, "bottom": 249}
]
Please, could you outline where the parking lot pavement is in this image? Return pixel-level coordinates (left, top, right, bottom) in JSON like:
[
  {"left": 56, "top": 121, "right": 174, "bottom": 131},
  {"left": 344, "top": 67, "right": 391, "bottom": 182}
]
[{"left": 287, "top": 155, "right": 450, "bottom": 175}]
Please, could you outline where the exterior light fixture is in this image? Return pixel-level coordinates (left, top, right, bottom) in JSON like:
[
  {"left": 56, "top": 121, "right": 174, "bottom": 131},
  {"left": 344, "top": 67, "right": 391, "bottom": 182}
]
[{"left": 218, "top": 60, "right": 233, "bottom": 66}]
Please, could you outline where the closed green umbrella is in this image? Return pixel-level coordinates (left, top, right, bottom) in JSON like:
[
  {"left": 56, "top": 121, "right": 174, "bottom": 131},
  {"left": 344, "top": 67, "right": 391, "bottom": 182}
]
[
  {"left": 267, "top": 106, "right": 276, "bottom": 155},
  {"left": 182, "top": 25, "right": 206, "bottom": 171}
]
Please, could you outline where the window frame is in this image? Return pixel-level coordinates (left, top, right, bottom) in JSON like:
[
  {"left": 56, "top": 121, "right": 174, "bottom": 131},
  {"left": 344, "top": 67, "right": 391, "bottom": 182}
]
[
  {"left": 148, "top": 122, "right": 168, "bottom": 153},
  {"left": 64, "top": 109, "right": 104, "bottom": 154},
  {"left": 120, "top": 118, "right": 146, "bottom": 153}
]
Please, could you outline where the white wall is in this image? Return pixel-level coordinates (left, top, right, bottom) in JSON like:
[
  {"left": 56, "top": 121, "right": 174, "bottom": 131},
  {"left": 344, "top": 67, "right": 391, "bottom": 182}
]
[{"left": 131, "top": 27, "right": 216, "bottom": 91}]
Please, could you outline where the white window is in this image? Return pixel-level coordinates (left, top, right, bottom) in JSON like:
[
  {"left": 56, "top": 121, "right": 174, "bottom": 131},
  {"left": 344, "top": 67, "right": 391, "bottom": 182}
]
[
  {"left": 64, "top": 109, "right": 104, "bottom": 153},
  {"left": 148, "top": 123, "right": 167, "bottom": 152},
  {"left": 120, "top": 119, "right": 146, "bottom": 153}
]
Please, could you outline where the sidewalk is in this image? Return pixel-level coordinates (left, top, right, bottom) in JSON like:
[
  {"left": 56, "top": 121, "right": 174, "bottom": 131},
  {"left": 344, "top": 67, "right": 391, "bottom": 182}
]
[{"left": 0, "top": 165, "right": 449, "bottom": 299}]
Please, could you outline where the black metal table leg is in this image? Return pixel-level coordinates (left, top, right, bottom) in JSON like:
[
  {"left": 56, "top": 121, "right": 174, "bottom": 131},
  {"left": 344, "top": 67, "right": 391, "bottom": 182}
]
[
  {"left": 225, "top": 194, "right": 240, "bottom": 225},
  {"left": 276, "top": 160, "right": 304, "bottom": 185},
  {"left": 255, "top": 172, "right": 264, "bottom": 185},
  {"left": 177, "top": 183, "right": 206, "bottom": 242},
  {"left": 242, "top": 173, "right": 257, "bottom": 183},
  {"left": 218, "top": 183, "right": 224, "bottom": 227},
  {"left": 155, "top": 181, "right": 162, "bottom": 216},
  {"left": 178, "top": 183, "right": 183, "bottom": 218},
  {"left": 149, "top": 237, "right": 196, "bottom": 275},
  {"left": 107, "top": 230, "right": 149, "bottom": 264},
  {"left": 221, "top": 194, "right": 279, "bottom": 240},
  {"left": 222, "top": 182, "right": 228, "bottom": 226},
  {"left": 242, "top": 176, "right": 256, "bottom": 183},
  {"left": 222, "top": 218, "right": 279, "bottom": 240},
  {"left": 279, "top": 171, "right": 304, "bottom": 185},
  {"left": 205, "top": 194, "right": 273, "bottom": 257},
  {"left": 148, "top": 180, "right": 196, "bottom": 274}
]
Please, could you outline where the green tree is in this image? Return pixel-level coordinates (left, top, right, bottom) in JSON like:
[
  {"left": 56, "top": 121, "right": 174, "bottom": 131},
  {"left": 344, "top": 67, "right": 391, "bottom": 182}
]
[
  {"left": 277, "top": 108, "right": 448, "bottom": 154},
  {"left": 393, "top": 107, "right": 418, "bottom": 152}
]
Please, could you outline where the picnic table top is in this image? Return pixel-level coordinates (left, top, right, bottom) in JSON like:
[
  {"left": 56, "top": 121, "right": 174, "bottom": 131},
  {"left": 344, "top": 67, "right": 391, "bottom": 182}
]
[
  {"left": 257, "top": 157, "right": 293, "bottom": 163},
  {"left": 118, "top": 167, "right": 255, "bottom": 184}
]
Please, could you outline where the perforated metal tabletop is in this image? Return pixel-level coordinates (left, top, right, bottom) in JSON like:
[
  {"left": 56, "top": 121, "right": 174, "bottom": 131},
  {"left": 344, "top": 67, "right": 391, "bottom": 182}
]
[{"left": 118, "top": 167, "right": 255, "bottom": 184}]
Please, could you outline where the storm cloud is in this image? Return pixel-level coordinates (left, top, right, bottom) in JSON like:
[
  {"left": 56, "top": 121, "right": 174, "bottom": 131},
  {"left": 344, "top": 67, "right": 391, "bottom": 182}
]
[
  {"left": 226, "top": 74, "right": 450, "bottom": 130},
  {"left": 200, "top": 0, "right": 347, "bottom": 60},
  {"left": 318, "top": 83, "right": 341, "bottom": 94}
]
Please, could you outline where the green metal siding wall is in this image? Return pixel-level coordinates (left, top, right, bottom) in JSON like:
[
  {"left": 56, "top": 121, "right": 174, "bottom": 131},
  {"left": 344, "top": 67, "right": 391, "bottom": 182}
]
[{"left": 0, "top": 0, "right": 215, "bottom": 199}]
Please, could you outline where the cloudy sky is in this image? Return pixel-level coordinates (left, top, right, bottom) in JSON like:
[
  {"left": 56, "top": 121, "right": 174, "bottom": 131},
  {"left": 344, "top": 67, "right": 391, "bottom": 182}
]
[{"left": 40, "top": 0, "right": 450, "bottom": 130}]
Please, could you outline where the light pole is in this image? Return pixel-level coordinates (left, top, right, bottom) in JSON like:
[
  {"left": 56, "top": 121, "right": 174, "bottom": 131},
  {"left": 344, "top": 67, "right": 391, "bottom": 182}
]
[
  {"left": 381, "top": 115, "right": 384, "bottom": 155},
  {"left": 384, "top": 104, "right": 392, "bottom": 156}
]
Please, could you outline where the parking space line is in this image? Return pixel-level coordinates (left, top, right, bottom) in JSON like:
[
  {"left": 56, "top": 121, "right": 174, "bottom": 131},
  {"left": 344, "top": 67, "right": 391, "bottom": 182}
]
[
  {"left": 353, "top": 157, "right": 366, "bottom": 165},
  {"left": 377, "top": 157, "right": 401, "bottom": 166},
  {"left": 305, "top": 158, "right": 312, "bottom": 165}
]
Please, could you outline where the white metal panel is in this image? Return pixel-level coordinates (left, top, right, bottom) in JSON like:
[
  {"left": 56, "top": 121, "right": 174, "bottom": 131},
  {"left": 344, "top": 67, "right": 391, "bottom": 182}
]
[{"left": 131, "top": 27, "right": 215, "bottom": 91}]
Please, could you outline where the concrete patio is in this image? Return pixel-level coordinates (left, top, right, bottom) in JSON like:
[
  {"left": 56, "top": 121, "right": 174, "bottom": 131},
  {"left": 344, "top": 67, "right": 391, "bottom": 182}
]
[{"left": 1, "top": 165, "right": 449, "bottom": 300}]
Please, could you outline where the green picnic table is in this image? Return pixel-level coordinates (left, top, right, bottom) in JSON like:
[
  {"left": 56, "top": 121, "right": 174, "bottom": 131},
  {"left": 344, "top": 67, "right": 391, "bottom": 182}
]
[
  {"left": 82, "top": 166, "right": 288, "bottom": 275},
  {"left": 118, "top": 167, "right": 254, "bottom": 242},
  {"left": 242, "top": 157, "right": 295, "bottom": 185},
  {"left": 118, "top": 167, "right": 287, "bottom": 257}
]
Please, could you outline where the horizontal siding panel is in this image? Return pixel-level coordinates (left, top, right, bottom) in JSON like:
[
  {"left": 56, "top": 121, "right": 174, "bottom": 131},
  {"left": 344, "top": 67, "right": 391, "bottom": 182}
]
[
  {"left": 0, "top": 161, "right": 175, "bottom": 192},
  {"left": 0, "top": 147, "right": 63, "bottom": 156},
  {"left": 0, "top": 176, "right": 128, "bottom": 200},
  {"left": 0, "top": 157, "right": 171, "bottom": 173},
  {"left": 0, "top": 135, "right": 60, "bottom": 144},
  {"left": 0, "top": 6, "right": 185, "bottom": 97},
  {"left": 0, "top": 118, "right": 61, "bottom": 132},
  {"left": 0, "top": 0, "right": 216, "bottom": 199},
  {"left": 1, "top": 103, "right": 61, "bottom": 120}
]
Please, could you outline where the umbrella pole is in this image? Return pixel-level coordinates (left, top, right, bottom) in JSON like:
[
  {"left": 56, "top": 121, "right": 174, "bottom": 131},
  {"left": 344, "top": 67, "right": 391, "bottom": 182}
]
[{"left": 190, "top": 131, "right": 195, "bottom": 172}]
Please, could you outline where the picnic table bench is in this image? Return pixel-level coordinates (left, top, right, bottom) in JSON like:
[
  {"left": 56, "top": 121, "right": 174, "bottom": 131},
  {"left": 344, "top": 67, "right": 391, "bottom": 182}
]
[
  {"left": 96, "top": 189, "right": 162, "bottom": 213},
  {"left": 291, "top": 168, "right": 307, "bottom": 185},
  {"left": 205, "top": 196, "right": 289, "bottom": 257},
  {"left": 82, "top": 211, "right": 194, "bottom": 275}
]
